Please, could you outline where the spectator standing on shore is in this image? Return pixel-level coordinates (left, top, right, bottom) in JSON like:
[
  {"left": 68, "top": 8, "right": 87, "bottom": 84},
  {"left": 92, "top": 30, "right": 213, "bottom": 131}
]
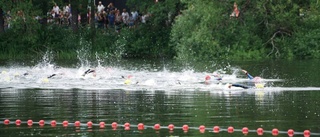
[
  {"left": 97, "top": 1, "right": 105, "bottom": 13},
  {"left": 103, "top": 10, "right": 108, "bottom": 29},
  {"left": 5, "top": 10, "right": 11, "bottom": 29},
  {"left": 87, "top": 9, "right": 91, "bottom": 24},
  {"left": 128, "top": 15, "right": 134, "bottom": 29},
  {"left": 141, "top": 13, "right": 150, "bottom": 24},
  {"left": 107, "top": 3, "right": 116, "bottom": 12},
  {"left": 52, "top": 3, "right": 60, "bottom": 18},
  {"left": 97, "top": 12, "right": 104, "bottom": 28},
  {"left": 108, "top": 10, "right": 115, "bottom": 29},
  {"left": 230, "top": 2, "right": 240, "bottom": 18},
  {"left": 131, "top": 10, "right": 139, "bottom": 26},
  {"left": 121, "top": 9, "right": 129, "bottom": 26},
  {"left": 115, "top": 9, "right": 122, "bottom": 33}
]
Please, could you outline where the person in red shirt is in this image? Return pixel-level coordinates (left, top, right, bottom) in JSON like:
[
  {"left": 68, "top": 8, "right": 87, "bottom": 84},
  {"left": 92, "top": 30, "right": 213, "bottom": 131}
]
[{"left": 230, "top": 2, "right": 240, "bottom": 18}]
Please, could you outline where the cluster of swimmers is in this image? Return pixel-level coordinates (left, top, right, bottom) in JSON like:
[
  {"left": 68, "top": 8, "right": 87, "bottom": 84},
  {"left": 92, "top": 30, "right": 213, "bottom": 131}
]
[
  {"left": 204, "top": 69, "right": 265, "bottom": 89},
  {"left": 78, "top": 68, "right": 265, "bottom": 89},
  {"left": 1, "top": 67, "right": 265, "bottom": 89}
]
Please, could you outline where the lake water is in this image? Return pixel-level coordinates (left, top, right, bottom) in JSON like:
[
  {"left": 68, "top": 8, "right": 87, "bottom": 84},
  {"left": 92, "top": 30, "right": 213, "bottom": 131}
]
[{"left": 0, "top": 59, "right": 320, "bottom": 137}]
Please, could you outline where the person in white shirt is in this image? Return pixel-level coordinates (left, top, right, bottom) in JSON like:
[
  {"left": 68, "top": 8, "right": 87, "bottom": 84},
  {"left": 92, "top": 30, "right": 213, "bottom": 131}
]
[
  {"left": 52, "top": 3, "right": 60, "bottom": 18},
  {"left": 97, "top": 1, "right": 105, "bottom": 13},
  {"left": 121, "top": 9, "right": 129, "bottom": 25}
]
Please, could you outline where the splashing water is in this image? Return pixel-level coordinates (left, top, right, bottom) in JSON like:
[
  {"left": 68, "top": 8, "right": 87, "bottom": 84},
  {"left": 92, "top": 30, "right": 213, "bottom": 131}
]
[{"left": 3, "top": 49, "right": 315, "bottom": 92}]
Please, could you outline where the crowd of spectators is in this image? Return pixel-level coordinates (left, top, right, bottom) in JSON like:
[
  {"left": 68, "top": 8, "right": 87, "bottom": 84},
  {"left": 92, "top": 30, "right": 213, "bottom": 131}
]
[
  {"left": 2, "top": 1, "right": 241, "bottom": 33},
  {"left": 2, "top": 1, "right": 152, "bottom": 32},
  {"left": 46, "top": 1, "right": 151, "bottom": 32}
]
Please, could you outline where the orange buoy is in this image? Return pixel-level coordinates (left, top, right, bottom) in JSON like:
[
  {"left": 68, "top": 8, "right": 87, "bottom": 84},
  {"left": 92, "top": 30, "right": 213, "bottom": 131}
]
[
  {"left": 51, "top": 120, "right": 56, "bottom": 127},
  {"left": 213, "top": 126, "right": 220, "bottom": 133},
  {"left": 228, "top": 126, "right": 234, "bottom": 133},
  {"left": 272, "top": 128, "right": 279, "bottom": 136},
  {"left": 99, "top": 122, "right": 105, "bottom": 128},
  {"left": 27, "top": 120, "right": 33, "bottom": 126},
  {"left": 39, "top": 120, "right": 45, "bottom": 126},
  {"left": 138, "top": 123, "right": 144, "bottom": 130},
  {"left": 15, "top": 119, "right": 21, "bottom": 126},
  {"left": 242, "top": 127, "right": 249, "bottom": 134},
  {"left": 62, "top": 120, "right": 69, "bottom": 127},
  {"left": 257, "top": 128, "right": 263, "bottom": 135},
  {"left": 74, "top": 121, "right": 81, "bottom": 127},
  {"left": 154, "top": 124, "right": 160, "bottom": 130},
  {"left": 168, "top": 124, "right": 174, "bottom": 131},
  {"left": 182, "top": 124, "right": 189, "bottom": 132},
  {"left": 4, "top": 119, "right": 10, "bottom": 125}
]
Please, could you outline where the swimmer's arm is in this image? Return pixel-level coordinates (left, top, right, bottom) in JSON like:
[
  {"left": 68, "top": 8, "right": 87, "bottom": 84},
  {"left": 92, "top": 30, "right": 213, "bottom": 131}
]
[{"left": 242, "top": 70, "right": 254, "bottom": 80}]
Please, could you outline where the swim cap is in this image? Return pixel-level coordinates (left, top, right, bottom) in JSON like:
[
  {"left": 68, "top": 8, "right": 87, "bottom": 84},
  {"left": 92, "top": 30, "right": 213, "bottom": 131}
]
[
  {"left": 255, "top": 83, "right": 264, "bottom": 88},
  {"left": 205, "top": 75, "right": 211, "bottom": 80},
  {"left": 253, "top": 77, "right": 262, "bottom": 83},
  {"left": 42, "top": 78, "right": 49, "bottom": 83},
  {"left": 128, "top": 75, "right": 133, "bottom": 79},
  {"left": 124, "top": 79, "right": 131, "bottom": 85}
]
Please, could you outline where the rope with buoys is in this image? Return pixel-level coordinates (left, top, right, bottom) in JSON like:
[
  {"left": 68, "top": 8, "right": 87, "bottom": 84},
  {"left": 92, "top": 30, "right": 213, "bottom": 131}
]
[{"left": 2, "top": 119, "right": 316, "bottom": 137}]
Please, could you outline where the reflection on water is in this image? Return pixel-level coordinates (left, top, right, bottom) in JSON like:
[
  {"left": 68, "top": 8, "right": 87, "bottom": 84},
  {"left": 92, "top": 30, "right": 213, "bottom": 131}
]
[{"left": 1, "top": 89, "right": 320, "bottom": 136}]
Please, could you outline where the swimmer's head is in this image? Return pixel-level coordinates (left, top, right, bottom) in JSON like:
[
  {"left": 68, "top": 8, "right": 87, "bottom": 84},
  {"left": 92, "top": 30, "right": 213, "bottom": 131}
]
[
  {"left": 14, "top": 72, "right": 20, "bottom": 77},
  {"left": 128, "top": 75, "right": 133, "bottom": 79},
  {"left": 2, "top": 71, "right": 7, "bottom": 74},
  {"left": 253, "top": 77, "right": 262, "bottom": 83},
  {"left": 255, "top": 83, "right": 265, "bottom": 88},
  {"left": 205, "top": 75, "right": 211, "bottom": 80},
  {"left": 124, "top": 79, "right": 131, "bottom": 85},
  {"left": 42, "top": 78, "right": 49, "bottom": 83}
]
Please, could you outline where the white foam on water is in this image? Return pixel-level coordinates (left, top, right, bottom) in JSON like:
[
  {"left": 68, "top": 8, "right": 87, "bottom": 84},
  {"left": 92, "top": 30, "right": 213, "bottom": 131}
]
[{"left": 0, "top": 64, "right": 307, "bottom": 92}]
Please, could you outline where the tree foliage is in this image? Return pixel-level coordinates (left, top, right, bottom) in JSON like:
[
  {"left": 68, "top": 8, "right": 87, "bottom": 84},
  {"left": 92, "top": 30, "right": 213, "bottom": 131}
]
[{"left": 170, "top": 0, "right": 320, "bottom": 61}]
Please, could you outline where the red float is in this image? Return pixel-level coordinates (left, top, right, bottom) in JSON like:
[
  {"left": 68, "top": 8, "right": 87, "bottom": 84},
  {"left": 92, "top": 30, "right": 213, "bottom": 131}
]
[
  {"left": 4, "top": 119, "right": 10, "bottom": 125},
  {"left": 272, "top": 128, "right": 279, "bottom": 136},
  {"left": 124, "top": 122, "right": 130, "bottom": 130},
  {"left": 154, "top": 124, "right": 160, "bottom": 130},
  {"left": 304, "top": 130, "right": 310, "bottom": 137},
  {"left": 168, "top": 124, "right": 174, "bottom": 131},
  {"left": 87, "top": 121, "right": 93, "bottom": 128},
  {"left": 182, "top": 124, "right": 189, "bottom": 132},
  {"left": 228, "top": 126, "right": 234, "bottom": 133},
  {"left": 99, "top": 122, "right": 105, "bottom": 128},
  {"left": 288, "top": 129, "right": 294, "bottom": 137},
  {"left": 3, "top": 119, "right": 316, "bottom": 136},
  {"left": 138, "top": 123, "right": 144, "bottom": 130},
  {"left": 74, "top": 121, "right": 81, "bottom": 127},
  {"left": 50, "top": 120, "right": 56, "bottom": 127},
  {"left": 199, "top": 125, "right": 205, "bottom": 133},
  {"left": 112, "top": 122, "right": 117, "bottom": 129},
  {"left": 39, "top": 120, "right": 45, "bottom": 126},
  {"left": 242, "top": 127, "right": 249, "bottom": 134},
  {"left": 15, "top": 119, "right": 21, "bottom": 126},
  {"left": 257, "top": 128, "right": 263, "bottom": 135},
  {"left": 62, "top": 121, "right": 68, "bottom": 127},
  {"left": 213, "top": 126, "right": 220, "bottom": 133},
  {"left": 27, "top": 120, "right": 33, "bottom": 126}
]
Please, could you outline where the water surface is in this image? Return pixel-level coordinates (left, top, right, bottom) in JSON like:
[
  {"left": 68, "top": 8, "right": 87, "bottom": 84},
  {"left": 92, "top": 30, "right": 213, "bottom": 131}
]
[{"left": 1, "top": 59, "right": 320, "bottom": 136}]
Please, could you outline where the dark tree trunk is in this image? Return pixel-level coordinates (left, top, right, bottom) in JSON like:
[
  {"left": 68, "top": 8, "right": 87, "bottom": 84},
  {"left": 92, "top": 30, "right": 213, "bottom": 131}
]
[
  {"left": 90, "top": 0, "right": 96, "bottom": 45},
  {"left": 0, "top": 8, "right": 5, "bottom": 33},
  {"left": 90, "top": 1, "right": 95, "bottom": 29},
  {"left": 71, "top": 1, "right": 78, "bottom": 33}
]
